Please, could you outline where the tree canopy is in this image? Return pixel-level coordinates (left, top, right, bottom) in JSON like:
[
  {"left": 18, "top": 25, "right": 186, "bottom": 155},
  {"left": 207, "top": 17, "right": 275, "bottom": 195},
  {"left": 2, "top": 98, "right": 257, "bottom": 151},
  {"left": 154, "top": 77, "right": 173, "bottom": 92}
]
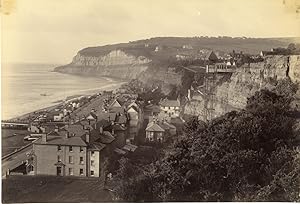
[{"left": 112, "top": 87, "right": 300, "bottom": 202}]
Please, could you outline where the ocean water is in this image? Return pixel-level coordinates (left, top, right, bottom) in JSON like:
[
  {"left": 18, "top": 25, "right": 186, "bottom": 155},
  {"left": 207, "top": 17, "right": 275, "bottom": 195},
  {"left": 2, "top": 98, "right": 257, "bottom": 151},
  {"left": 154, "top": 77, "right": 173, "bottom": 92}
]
[{"left": 1, "top": 63, "right": 123, "bottom": 120}]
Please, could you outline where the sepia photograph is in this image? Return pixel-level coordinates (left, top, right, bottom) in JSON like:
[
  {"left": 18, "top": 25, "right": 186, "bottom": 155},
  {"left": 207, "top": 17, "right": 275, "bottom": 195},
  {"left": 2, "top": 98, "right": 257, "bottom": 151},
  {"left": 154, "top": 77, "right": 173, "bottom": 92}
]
[{"left": 1, "top": 0, "right": 300, "bottom": 202}]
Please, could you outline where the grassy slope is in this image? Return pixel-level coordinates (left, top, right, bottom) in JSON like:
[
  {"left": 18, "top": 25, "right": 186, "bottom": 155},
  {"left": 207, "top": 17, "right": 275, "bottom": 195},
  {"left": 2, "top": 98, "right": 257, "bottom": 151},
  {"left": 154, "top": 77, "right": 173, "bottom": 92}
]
[
  {"left": 2, "top": 176, "right": 113, "bottom": 203},
  {"left": 78, "top": 37, "right": 300, "bottom": 59}
]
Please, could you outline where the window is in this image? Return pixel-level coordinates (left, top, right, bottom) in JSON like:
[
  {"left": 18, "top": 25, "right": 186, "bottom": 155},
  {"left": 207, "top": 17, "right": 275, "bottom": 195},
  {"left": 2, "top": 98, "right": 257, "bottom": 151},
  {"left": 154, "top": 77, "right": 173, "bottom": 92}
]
[
  {"left": 91, "top": 151, "right": 95, "bottom": 156},
  {"left": 80, "top": 157, "right": 84, "bottom": 164},
  {"left": 80, "top": 147, "right": 84, "bottom": 152},
  {"left": 80, "top": 168, "right": 84, "bottom": 175},
  {"left": 69, "top": 156, "right": 73, "bottom": 164},
  {"left": 148, "top": 132, "right": 154, "bottom": 141},
  {"left": 69, "top": 146, "right": 73, "bottom": 152},
  {"left": 91, "top": 170, "right": 94, "bottom": 176},
  {"left": 69, "top": 168, "right": 73, "bottom": 176},
  {"left": 57, "top": 145, "right": 61, "bottom": 151},
  {"left": 57, "top": 155, "right": 61, "bottom": 162},
  {"left": 91, "top": 160, "right": 95, "bottom": 166}
]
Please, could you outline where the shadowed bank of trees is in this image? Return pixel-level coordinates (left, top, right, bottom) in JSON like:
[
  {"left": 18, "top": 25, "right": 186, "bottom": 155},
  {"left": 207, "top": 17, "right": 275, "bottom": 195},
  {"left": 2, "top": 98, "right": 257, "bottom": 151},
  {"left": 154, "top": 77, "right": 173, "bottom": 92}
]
[{"left": 112, "top": 80, "right": 300, "bottom": 202}]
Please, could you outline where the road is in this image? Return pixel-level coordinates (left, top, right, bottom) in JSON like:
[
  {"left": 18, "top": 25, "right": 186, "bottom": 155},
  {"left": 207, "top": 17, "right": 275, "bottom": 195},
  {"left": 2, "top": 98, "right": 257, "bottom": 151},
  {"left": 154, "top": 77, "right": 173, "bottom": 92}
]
[{"left": 2, "top": 144, "right": 33, "bottom": 177}]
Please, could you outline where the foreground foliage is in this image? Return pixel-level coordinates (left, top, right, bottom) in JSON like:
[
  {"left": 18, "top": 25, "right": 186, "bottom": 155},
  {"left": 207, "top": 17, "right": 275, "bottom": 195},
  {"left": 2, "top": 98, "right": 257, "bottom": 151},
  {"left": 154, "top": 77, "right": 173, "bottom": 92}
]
[{"left": 113, "top": 87, "right": 300, "bottom": 202}]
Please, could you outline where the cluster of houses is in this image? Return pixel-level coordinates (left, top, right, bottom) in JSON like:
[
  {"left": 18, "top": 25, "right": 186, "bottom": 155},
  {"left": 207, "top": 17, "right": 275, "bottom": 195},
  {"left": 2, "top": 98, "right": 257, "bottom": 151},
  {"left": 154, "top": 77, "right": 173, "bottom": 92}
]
[
  {"left": 31, "top": 96, "right": 94, "bottom": 124},
  {"left": 28, "top": 89, "right": 183, "bottom": 177},
  {"left": 31, "top": 95, "right": 144, "bottom": 177}
]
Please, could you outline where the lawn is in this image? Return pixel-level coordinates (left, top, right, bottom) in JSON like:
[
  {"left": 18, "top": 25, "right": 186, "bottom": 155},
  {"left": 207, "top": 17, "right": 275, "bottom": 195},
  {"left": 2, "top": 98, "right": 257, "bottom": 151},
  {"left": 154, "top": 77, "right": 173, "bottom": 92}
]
[{"left": 2, "top": 175, "right": 114, "bottom": 203}]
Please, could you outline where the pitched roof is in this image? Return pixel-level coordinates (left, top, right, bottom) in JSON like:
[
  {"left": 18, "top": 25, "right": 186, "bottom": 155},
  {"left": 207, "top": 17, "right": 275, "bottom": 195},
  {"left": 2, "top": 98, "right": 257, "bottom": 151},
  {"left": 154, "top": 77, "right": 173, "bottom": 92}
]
[
  {"left": 122, "top": 144, "right": 138, "bottom": 152},
  {"left": 76, "top": 119, "right": 95, "bottom": 130},
  {"left": 205, "top": 51, "right": 218, "bottom": 61},
  {"left": 146, "top": 122, "right": 165, "bottom": 132},
  {"left": 62, "top": 124, "right": 86, "bottom": 137},
  {"left": 33, "top": 136, "right": 87, "bottom": 146},
  {"left": 86, "top": 112, "right": 97, "bottom": 120},
  {"left": 127, "top": 106, "right": 139, "bottom": 113},
  {"left": 112, "top": 124, "right": 126, "bottom": 131},
  {"left": 114, "top": 148, "right": 127, "bottom": 155},
  {"left": 97, "top": 131, "right": 115, "bottom": 144},
  {"left": 95, "top": 119, "right": 111, "bottom": 130},
  {"left": 109, "top": 106, "right": 125, "bottom": 114},
  {"left": 42, "top": 125, "right": 57, "bottom": 133},
  {"left": 160, "top": 99, "right": 180, "bottom": 107},
  {"left": 97, "top": 112, "right": 117, "bottom": 122},
  {"left": 110, "top": 99, "right": 123, "bottom": 108},
  {"left": 88, "top": 142, "right": 106, "bottom": 151}
]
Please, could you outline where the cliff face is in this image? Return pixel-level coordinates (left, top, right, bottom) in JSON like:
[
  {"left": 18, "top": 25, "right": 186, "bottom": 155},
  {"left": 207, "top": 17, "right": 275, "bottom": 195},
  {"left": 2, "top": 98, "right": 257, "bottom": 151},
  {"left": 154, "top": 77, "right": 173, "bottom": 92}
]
[
  {"left": 55, "top": 50, "right": 151, "bottom": 80},
  {"left": 184, "top": 55, "right": 300, "bottom": 121}
]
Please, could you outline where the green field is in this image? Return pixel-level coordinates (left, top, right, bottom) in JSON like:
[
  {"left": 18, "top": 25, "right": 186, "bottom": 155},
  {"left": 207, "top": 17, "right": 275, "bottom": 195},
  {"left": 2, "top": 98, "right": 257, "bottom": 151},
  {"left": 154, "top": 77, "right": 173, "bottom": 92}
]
[{"left": 2, "top": 175, "right": 114, "bottom": 203}]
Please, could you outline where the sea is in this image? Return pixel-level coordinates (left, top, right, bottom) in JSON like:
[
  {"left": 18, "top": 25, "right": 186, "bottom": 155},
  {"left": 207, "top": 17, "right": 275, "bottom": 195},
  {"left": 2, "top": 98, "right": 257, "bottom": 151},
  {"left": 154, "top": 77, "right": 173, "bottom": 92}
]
[{"left": 1, "top": 63, "right": 124, "bottom": 120}]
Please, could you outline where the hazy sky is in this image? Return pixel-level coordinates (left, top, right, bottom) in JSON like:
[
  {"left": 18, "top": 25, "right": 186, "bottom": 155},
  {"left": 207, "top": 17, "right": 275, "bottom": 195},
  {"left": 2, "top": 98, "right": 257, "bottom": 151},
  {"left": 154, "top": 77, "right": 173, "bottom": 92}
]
[{"left": 1, "top": 0, "right": 300, "bottom": 64}]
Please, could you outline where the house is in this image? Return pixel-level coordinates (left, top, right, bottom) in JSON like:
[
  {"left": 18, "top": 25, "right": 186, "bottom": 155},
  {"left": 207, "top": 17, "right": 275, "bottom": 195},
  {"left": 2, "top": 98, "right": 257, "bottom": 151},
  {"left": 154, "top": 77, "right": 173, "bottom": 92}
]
[
  {"left": 33, "top": 130, "right": 89, "bottom": 176},
  {"left": 86, "top": 112, "right": 98, "bottom": 121},
  {"left": 149, "top": 117, "right": 177, "bottom": 136},
  {"left": 126, "top": 101, "right": 143, "bottom": 126},
  {"left": 160, "top": 98, "right": 180, "bottom": 118},
  {"left": 28, "top": 122, "right": 45, "bottom": 133},
  {"left": 154, "top": 45, "right": 163, "bottom": 52},
  {"left": 204, "top": 51, "right": 219, "bottom": 62},
  {"left": 32, "top": 117, "right": 128, "bottom": 178},
  {"left": 47, "top": 110, "right": 64, "bottom": 122},
  {"left": 182, "top": 44, "right": 193, "bottom": 49},
  {"left": 145, "top": 121, "right": 165, "bottom": 142}
]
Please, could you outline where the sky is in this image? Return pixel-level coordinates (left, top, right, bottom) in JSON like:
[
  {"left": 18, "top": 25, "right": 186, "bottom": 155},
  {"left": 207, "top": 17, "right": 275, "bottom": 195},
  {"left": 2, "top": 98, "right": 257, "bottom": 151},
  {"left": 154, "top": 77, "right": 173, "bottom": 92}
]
[{"left": 1, "top": 0, "right": 300, "bottom": 64}]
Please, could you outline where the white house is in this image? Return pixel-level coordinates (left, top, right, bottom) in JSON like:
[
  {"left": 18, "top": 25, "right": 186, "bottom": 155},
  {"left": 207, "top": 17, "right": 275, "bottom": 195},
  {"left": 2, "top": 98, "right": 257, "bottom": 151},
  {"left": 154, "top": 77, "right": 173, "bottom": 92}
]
[{"left": 159, "top": 98, "right": 180, "bottom": 118}]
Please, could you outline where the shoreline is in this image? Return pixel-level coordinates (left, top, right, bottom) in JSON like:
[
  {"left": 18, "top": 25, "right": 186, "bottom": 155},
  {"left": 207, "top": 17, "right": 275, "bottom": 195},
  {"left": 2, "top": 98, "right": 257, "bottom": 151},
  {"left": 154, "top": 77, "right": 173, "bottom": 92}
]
[{"left": 4, "top": 80, "right": 127, "bottom": 123}]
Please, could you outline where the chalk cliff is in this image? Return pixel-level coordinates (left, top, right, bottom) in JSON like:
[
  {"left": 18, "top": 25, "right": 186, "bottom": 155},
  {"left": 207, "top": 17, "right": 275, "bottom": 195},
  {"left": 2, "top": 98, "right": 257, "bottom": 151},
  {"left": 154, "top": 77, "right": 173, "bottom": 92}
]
[
  {"left": 54, "top": 50, "right": 151, "bottom": 80},
  {"left": 184, "top": 55, "right": 300, "bottom": 121}
]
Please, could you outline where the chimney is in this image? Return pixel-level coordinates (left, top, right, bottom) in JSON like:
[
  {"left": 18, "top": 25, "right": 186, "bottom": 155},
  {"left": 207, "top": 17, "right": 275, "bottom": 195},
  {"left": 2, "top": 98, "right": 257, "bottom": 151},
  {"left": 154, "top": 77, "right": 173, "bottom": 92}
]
[
  {"left": 99, "top": 126, "right": 103, "bottom": 134},
  {"left": 65, "top": 132, "right": 69, "bottom": 139},
  {"left": 85, "top": 130, "right": 90, "bottom": 143},
  {"left": 42, "top": 134, "right": 47, "bottom": 143}
]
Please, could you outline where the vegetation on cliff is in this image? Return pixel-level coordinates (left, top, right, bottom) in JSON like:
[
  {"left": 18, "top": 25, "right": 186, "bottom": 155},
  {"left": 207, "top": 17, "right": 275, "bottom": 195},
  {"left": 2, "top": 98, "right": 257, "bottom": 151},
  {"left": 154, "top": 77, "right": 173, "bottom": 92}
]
[{"left": 112, "top": 85, "right": 300, "bottom": 202}]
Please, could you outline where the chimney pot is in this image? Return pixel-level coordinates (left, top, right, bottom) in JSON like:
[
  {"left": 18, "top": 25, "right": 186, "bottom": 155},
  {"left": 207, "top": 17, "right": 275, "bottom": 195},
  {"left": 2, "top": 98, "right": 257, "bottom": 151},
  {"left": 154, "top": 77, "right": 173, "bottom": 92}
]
[
  {"left": 65, "top": 132, "right": 69, "bottom": 139},
  {"left": 85, "top": 131, "right": 90, "bottom": 143},
  {"left": 42, "top": 134, "right": 47, "bottom": 142}
]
